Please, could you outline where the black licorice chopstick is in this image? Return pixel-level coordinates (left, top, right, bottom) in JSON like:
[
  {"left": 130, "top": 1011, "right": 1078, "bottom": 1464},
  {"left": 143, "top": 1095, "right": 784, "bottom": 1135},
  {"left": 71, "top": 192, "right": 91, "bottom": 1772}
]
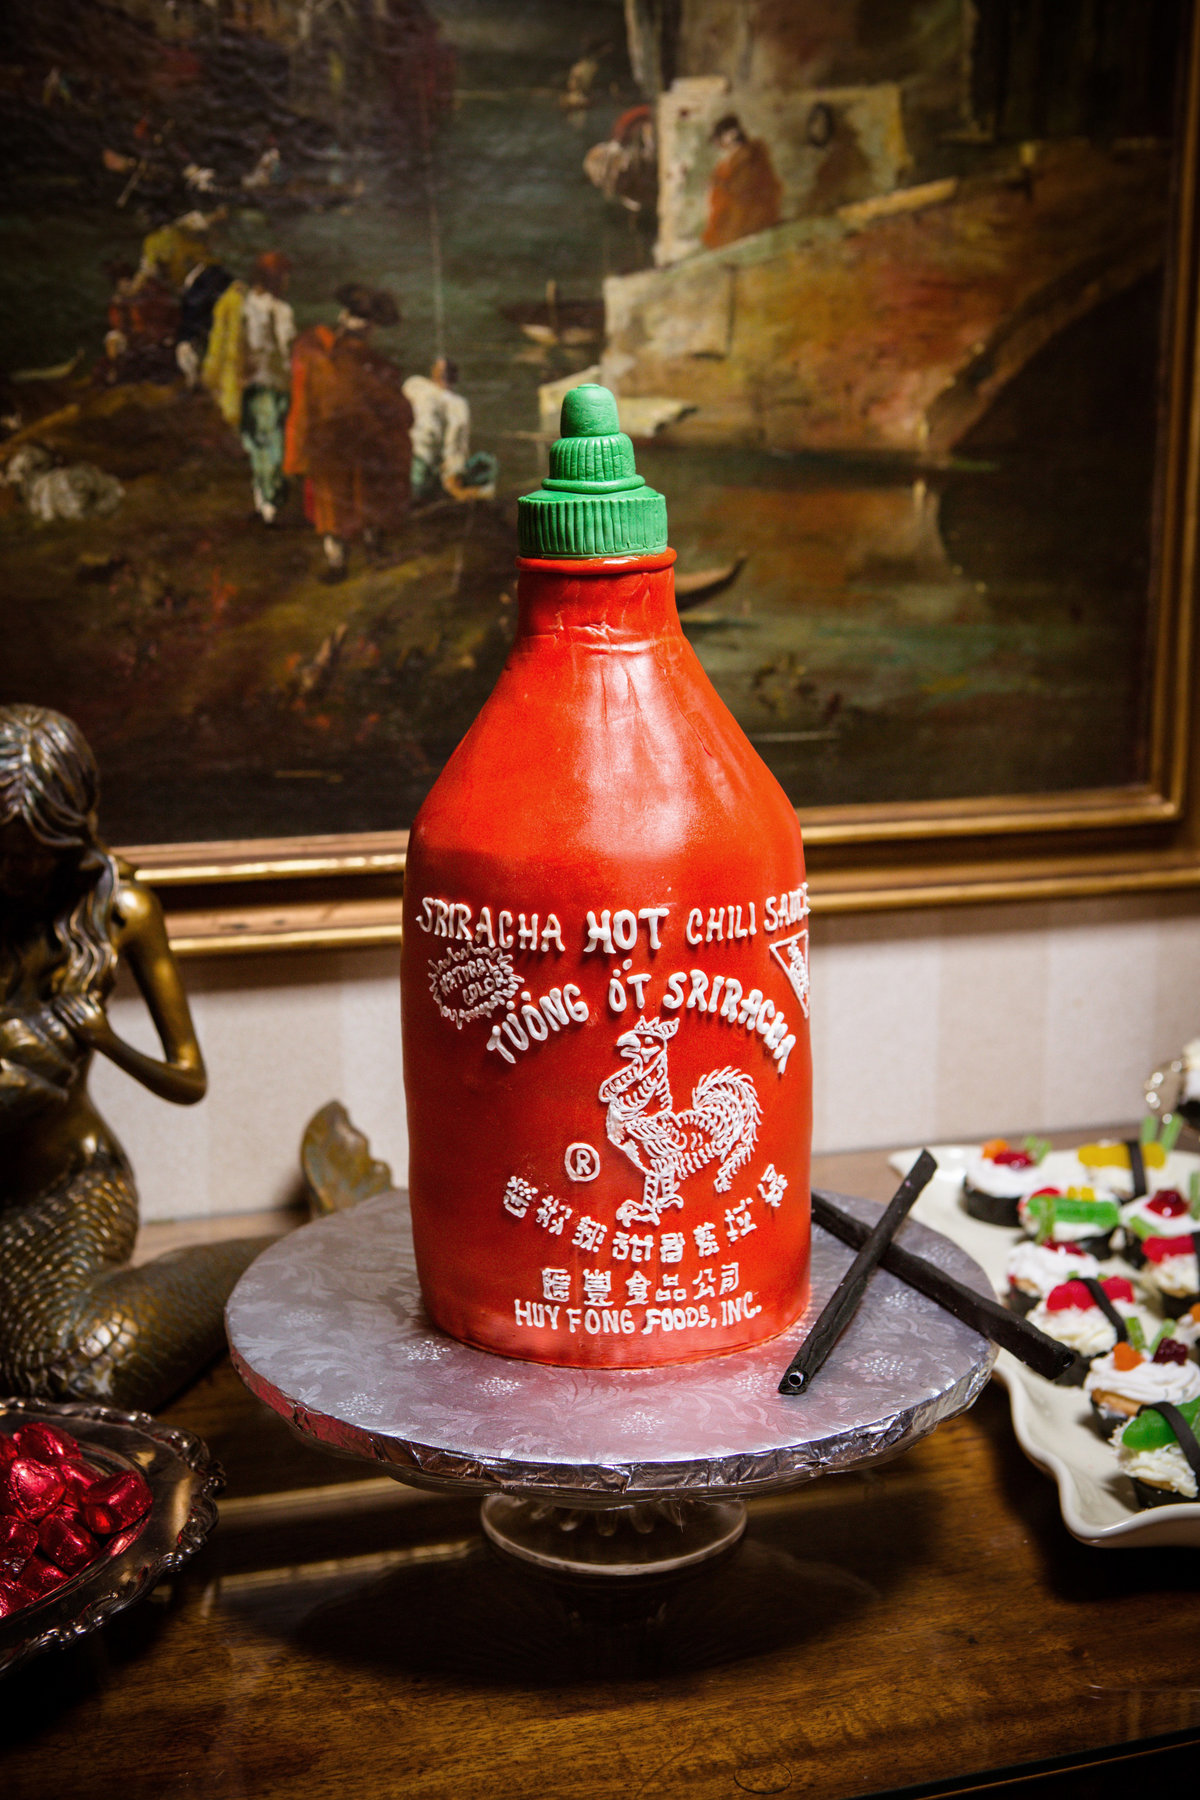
[
  {"left": 809, "top": 1187, "right": 1075, "bottom": 1382},
  {"left": 779, "top": 1149, "right": 938, "bottom": 1394}
]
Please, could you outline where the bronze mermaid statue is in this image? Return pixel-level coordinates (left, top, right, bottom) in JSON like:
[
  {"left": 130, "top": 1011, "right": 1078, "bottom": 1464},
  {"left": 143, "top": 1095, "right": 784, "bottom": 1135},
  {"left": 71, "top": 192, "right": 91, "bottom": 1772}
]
[{"left": 0, "top": 704, "right": 270, "bottom": 1411}]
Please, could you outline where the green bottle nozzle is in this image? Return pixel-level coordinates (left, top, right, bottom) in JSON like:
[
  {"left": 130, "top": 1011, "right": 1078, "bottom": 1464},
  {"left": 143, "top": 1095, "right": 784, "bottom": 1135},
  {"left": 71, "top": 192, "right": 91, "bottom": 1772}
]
[{"left": 518, "top": 382, "right": 668, "bottom": 558}]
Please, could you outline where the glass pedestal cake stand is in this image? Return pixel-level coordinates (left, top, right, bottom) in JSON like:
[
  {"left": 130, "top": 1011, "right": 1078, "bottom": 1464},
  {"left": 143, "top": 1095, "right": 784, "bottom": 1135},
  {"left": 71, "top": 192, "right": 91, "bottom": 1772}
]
[{"left": 226, "top": 1191, "right": 995, "bottom": 1587}]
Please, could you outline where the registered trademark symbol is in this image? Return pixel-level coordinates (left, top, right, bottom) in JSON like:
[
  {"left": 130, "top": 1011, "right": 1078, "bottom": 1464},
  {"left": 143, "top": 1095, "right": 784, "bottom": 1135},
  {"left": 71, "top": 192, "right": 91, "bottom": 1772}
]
[{"left": 564, "top": 1142, "right": 601, "bottom": 1182}]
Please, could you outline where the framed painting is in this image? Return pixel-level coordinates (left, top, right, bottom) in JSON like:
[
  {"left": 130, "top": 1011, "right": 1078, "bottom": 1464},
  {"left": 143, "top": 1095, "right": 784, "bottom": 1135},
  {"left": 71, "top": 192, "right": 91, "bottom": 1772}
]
[{"left": 2, "top": 0, "right": 1198, "bottom": 952}]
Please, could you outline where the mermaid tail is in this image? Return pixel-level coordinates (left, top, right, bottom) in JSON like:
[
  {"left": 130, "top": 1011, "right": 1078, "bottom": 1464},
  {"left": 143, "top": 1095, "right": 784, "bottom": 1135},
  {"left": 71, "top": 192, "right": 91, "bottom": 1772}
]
[{"left": 0, "top": 1148, "right": 271, "bottom": 1412}]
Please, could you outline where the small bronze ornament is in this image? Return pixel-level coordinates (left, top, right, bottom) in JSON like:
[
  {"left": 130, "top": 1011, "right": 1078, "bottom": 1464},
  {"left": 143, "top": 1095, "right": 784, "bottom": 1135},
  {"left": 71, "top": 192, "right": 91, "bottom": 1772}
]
[{"left": 0, "top": 705, "right": 269, "bottom": 1411}]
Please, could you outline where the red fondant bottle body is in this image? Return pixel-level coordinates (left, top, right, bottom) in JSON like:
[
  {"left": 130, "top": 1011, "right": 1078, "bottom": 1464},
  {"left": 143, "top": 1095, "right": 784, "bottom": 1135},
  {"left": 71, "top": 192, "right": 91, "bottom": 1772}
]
[{"left": 401, "top": 546, "right": 812, "bottom": 1367}]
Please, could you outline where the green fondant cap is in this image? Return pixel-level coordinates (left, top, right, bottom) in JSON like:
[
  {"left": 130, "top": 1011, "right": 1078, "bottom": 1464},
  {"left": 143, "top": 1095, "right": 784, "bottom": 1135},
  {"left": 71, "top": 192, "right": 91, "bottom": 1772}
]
[
  {"left": 1026, "top": 1193, "right": 1120, "bottom": 1232},
  {"left": 518, "top": 383, "right": 668, "bottom": 558},
  {"left": 1121, "top": 1396, "right": 1200, "bottom": 1453}
]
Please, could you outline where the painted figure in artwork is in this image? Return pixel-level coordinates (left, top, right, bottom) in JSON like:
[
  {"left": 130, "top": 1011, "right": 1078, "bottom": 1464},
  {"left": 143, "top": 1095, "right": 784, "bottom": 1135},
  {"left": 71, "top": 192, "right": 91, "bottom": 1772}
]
[
  {"left": 284, "top": 284, "right": 413, "bottom": 581},
  {"left": 583, "top": 102, "right": 658, "bottom": 221},
  {"left": 0, "top": 705, "right": 268, "bottom": 1411},
  {"left": 702, "top": 114, "right": 782, "bottom": 250},
  {"left": 136, "top": 206, "right": 232, "bottom": 386},
  {"left": 203, "top": 251, "right": 296, "bottom": 524},
  {"left": 101, "top": 258, "right": 179, "bottom": 386},
  {"left": 403, "top": 356, "right": 498, "bottom": 503}
]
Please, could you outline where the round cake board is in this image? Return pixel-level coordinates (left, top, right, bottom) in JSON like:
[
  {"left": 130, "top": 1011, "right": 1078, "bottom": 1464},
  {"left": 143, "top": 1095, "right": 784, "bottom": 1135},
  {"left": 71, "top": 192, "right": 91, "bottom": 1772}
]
[{"left": 227, "top": 1190, "right": 995, "bottom": 1582}]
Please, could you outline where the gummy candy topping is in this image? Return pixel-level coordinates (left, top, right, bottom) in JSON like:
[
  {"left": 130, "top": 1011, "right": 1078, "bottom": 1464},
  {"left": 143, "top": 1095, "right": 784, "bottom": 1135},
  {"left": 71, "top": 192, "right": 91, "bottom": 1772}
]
[
  {"left": 1121, "top": 1395, "right": 1200, "bottom": 1452},
  {"left": 1046, "top": 1280, "right": 1094, "bottom": 1312},
  {"left": 1144, "top": 1235, "right": 1199, "bottom": 1264},
  {"left": 1046, "top": 1275, "right": 1133, "bottom": 1312},
  {"left": 1148, "top": 1190, "right": 1189, "bottom": 1217}
]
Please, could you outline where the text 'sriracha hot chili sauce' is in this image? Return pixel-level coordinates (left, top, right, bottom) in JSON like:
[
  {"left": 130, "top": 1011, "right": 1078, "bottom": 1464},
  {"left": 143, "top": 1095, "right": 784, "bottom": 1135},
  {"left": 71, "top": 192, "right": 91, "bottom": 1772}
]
[{"left": 401, "top": 384, "right": 811, "bottom": 1366}]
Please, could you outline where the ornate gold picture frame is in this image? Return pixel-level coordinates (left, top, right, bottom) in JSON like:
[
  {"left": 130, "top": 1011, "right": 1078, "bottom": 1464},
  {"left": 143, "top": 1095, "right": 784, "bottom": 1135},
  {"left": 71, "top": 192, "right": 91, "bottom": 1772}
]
[{"left": 4, "top": 3, "right": 1197, "bottom": 952}]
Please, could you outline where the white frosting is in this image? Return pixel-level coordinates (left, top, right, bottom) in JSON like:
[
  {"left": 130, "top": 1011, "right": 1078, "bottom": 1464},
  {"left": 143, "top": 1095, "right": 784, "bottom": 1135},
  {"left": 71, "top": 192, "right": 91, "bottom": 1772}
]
[
  {"left": 1018, "top": 1196, "right": 1115, "bottom": 1243},
  {"left": 1120, "top": 1196, "right": 1197, "bottom": 1237},
  {"left": 1145, "top": 1250, "right": 1200, "bottom": 1300},
  {"left": 1114, "top": 1429, "right": 1199, "bottom": 1500},
  {"left": 1006, "top": 1240, "right": 1099, "bottom": 1296},
  {"left": 1036, "top": 1296, "right": 1144, "bottom": 1353},
  {"left": 1085, "top": 1352, "right": 1200, "bottom": 1407},
  {"left": 1027, "top": 1297, "right": 1152, "bottom": 1357},
  {"left": 1063, "top": 1143, "right": 1187, "bottom": 1203},
  {"left": 963, "top": 1155, "right": 1045, "bottom": 1200},
  {"left": 1171, "top": 1306, "right": 1200, "bottom": 1348},
  {"left": 1037, "top": 1148, "right": 1123, "bottom": 1200}
]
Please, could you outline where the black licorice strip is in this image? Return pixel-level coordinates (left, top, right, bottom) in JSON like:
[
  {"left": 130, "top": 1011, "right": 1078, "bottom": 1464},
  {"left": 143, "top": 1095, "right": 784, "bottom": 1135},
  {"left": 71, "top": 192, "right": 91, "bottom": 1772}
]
[
  {"left": 779, "top": 1151, "right": 937, "bottom": 1394},
  {"left": 809, "top": 1189, "right": 1075, "bottom": 1382},
  {"left": 1125, "top": 1138, "right": 1148, "bottom": 1198},
  {"left": 1079, "top": 1277, "right": 1129, "bottom": 1341},
  {"left": 1142, "top": 1402, "right": 1200, "bottom": 1485}
]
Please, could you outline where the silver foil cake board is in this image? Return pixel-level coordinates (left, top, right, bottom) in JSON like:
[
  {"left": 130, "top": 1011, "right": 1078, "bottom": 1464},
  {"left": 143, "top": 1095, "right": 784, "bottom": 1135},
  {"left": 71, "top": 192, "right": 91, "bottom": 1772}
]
[{"left": 226, "top": 1189, "right": 996, "bottom": 1514}]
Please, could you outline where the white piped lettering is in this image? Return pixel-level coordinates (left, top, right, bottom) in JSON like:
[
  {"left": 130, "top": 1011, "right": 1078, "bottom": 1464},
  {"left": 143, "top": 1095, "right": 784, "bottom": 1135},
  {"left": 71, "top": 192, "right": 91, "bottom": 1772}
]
[
  {"left": 627, "top": 971, "right": 651, "bottom": 1008},
  {"left": 638, "top": 907, "right": 669, "bottom": 949},
  {"left": 585, "top": 910, "right": 613, "bottom": 954},
  {"left": 540, "top": 989, "right": 570, "bottom": 1031},
  {"left": 686, "top": 969, "right": 710, "bottom": 1009},
  {"left": 612, "top": 909, "right": 638, "bottom": 951}
]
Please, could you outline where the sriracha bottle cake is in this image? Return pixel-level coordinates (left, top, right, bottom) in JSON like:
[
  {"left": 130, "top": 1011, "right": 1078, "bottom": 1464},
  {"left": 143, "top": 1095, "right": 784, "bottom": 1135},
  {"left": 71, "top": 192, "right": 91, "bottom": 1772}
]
[{"left": 401, "top": 384, "right": 812, "bottom": 1367}]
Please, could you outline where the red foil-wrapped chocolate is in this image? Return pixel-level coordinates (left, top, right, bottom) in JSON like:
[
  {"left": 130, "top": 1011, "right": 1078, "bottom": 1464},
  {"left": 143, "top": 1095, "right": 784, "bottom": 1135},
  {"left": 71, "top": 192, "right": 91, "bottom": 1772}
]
[
  {"left": 13, "top": 1424, "right": 74, "bottom": 1464},
  {"left": 82, "top": 1471, "right": 152, "bottom": 1537},
  {"left": 38, "top": 1513, "right": 98, "bottom": 1576},
  {"left": 0, "top": 1582, "right": 32, "bottom": 1620},
  {"left": 18, "top": 1556, "right": 67, "bottom": 1599},
  {"left": 0, "top": 1425, "right": 153, "bottom": 1619},
  {"left": 58, "top": 1457, "right": 97, "bottom": 1499},
  {"left": 0, "top": 1517, "right": 38, "bottom": 1554},
  {"left": 0, "top": 1535, "right": 35, "bottom": 1584},
  {"left": 0, "top": 1458, "right": 65, "bottom": 1522}
]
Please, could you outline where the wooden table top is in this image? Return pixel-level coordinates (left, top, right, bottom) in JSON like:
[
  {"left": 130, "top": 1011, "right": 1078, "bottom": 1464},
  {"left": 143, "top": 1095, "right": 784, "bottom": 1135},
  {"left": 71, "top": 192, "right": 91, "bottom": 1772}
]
[{"left": 3, "top": 1139, "right": 1200, "bottom": 1799}]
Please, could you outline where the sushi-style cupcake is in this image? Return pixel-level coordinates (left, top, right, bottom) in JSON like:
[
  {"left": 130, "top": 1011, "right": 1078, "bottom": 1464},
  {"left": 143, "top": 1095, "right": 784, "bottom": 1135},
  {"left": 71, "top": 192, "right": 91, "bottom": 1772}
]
[
  {"left": 1118, "top": 1189, "right": 1197, "bottom": 1268},
  {"left": 1018, "top": 1188, "right": 1121, "bottom": 1258},
  {"left": 1114, "top": 1397, "right": 1200, "bottom": 1507},
  {"left": 1027, "top": 1275, "right": 1154, "bottom": 1385},
  {"left": 962, "top": 1138, "right": 1051, "bottom": 1226},
  {"left": 1170, "top": 1300, "right": 1200, "bottom": 1355},
  {"left": 1140, "top": 1233, "right": 1200, "bottom": 1318},
  {"left": 1004, "top": 1239, "right": 1101, "bottom": 1315},
  {"left": 1084, "top": 1337, "right": 1200, "bottom": 1437},
  {"left": 1075, "top": 1119, "right": 1182, "bottom": 1199}
]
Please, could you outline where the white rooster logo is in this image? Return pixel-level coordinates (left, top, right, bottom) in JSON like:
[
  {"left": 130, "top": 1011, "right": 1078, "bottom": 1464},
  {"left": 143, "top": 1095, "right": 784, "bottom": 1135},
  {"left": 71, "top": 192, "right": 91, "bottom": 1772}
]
[{"left": 597, "top": 1015, "right": 761, "bottom": 1226}]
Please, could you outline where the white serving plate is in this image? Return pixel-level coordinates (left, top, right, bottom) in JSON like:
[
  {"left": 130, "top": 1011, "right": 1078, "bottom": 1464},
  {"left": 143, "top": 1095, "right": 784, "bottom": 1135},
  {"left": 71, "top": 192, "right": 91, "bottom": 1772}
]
[{"left": 887, "top": 1145, "right": 1200, "bottom": 1548}]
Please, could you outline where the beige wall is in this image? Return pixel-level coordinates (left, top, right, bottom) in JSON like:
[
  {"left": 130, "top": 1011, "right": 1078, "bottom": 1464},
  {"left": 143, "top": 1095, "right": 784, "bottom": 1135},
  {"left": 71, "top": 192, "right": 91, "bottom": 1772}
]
[{"left": 92, "top": 891, "right": 1200, "bottom": 1221}]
